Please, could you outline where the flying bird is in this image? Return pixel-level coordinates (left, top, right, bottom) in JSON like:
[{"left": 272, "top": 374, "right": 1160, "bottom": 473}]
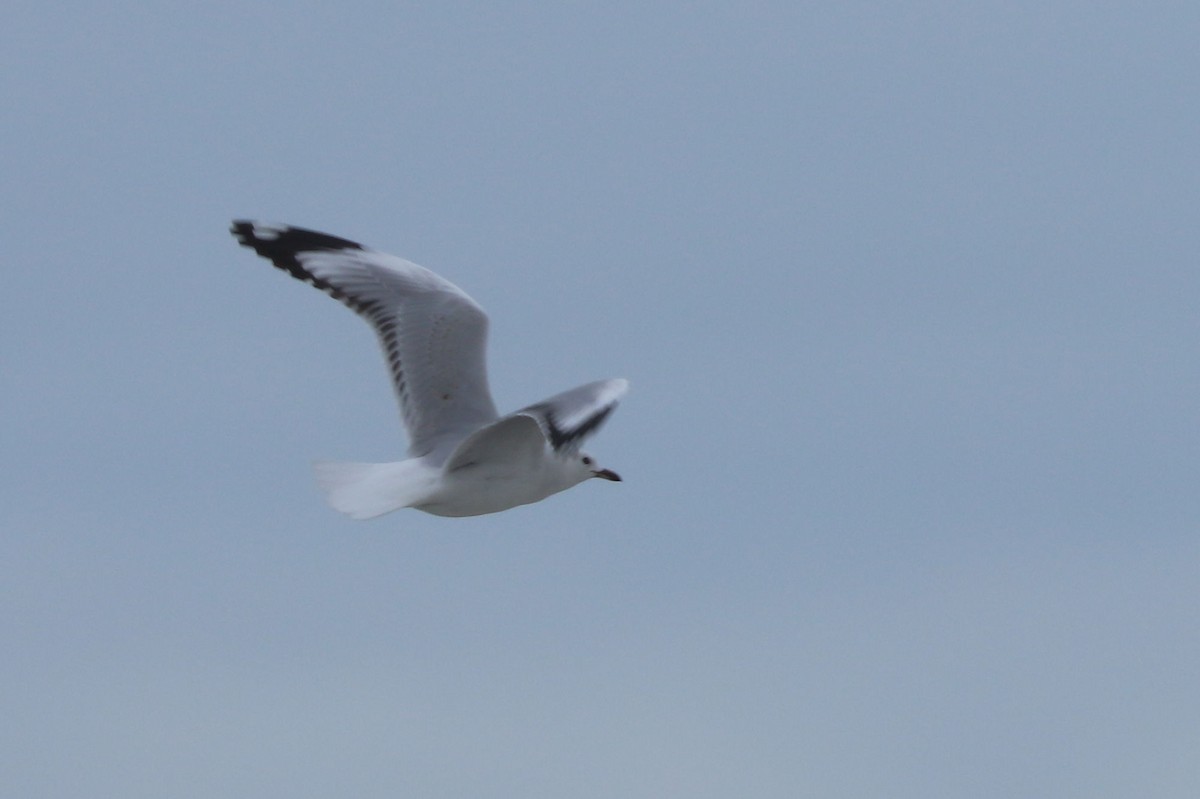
[{"left": 231, "top": 221, "right": 628, "bottom": 518}]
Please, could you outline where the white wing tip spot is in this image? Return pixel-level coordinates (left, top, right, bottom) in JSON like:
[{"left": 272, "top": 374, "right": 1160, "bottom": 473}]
[{"left": 250, "top": 222, "right": 286, "bottom": 240}]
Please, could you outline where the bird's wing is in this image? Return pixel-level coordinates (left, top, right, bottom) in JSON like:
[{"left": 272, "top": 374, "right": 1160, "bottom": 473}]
[
  {"left": 514, "top": 378, "right": 629, "bottom": 454},
  {"left": 442, "top": 414, "right": 548, "bottom": 474},
  {"left": 232, "top": 221, "right": 499, "bottom": 456}
]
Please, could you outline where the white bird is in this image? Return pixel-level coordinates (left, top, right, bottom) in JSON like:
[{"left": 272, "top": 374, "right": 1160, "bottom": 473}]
[{"left": 231, "top": 221, "right": 628, "bottom": 518}]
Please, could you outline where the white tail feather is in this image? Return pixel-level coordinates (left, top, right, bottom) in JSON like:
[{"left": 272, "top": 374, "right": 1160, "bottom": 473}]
[{"left": 312, "top": 460, "right": 436, "bottom": 520}]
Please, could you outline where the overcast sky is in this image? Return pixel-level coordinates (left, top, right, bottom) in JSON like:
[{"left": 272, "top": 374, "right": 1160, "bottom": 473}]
[{"left": 3, "top": 2, "right": 1198, "bottom": 797}]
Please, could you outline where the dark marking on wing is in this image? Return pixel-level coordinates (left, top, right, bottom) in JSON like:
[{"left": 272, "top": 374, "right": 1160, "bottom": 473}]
[
  {"left": 231, "top": 221, "right": 368, "bottom": 309},
  {"left": 533, "top": 402, "right": 616, "bottom": 452},
  {"left": 231, "top": 221, "right": 413, "bottom": 425}
]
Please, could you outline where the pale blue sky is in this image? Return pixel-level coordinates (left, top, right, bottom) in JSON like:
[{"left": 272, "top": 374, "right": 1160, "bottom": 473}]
[{"left": 3, "top": 3, "right": 1198, "bottom": 797}]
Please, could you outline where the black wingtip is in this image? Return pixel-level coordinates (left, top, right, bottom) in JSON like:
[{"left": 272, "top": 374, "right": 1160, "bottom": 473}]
[
  {"left": 544, "top": 403, "right": 617, "bottom": 452},
  {"left": 230, "top": 220, "right": 383, "bottom": 314},
  {"left": 230, "top": 221, "right": 365, "bottom": 264}
]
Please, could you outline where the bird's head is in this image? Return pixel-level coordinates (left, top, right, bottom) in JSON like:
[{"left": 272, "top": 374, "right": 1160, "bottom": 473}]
[{"left": 578, "top": 451, "right": 621, "bottom": 483}]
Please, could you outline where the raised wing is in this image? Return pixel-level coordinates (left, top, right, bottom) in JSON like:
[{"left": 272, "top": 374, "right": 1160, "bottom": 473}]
[
  {"left": 516, "top": 378, "right": 629, "bottom": 454},
  {"left": 231, "top": 221, "right": 499, "bottom": 456}
]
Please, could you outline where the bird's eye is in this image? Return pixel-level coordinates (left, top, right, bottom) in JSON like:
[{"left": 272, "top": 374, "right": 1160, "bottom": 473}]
[{"left": 582, "top": 456, "right": 593, "bottom": 466}]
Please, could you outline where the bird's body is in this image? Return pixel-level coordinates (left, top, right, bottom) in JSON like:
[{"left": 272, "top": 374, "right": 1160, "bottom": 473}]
[{"left": 231, "top": 221, "right": 627, "bottom": 519}]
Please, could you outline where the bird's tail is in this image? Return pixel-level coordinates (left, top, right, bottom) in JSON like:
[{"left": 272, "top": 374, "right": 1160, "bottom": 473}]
[{"left": 312, "top": 459, "right": 437, "bottom": 520}]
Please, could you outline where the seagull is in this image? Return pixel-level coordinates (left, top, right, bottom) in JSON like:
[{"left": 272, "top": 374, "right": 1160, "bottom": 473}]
[{"left": 230, "top": 221, "right": 627, "bottom": 519}]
